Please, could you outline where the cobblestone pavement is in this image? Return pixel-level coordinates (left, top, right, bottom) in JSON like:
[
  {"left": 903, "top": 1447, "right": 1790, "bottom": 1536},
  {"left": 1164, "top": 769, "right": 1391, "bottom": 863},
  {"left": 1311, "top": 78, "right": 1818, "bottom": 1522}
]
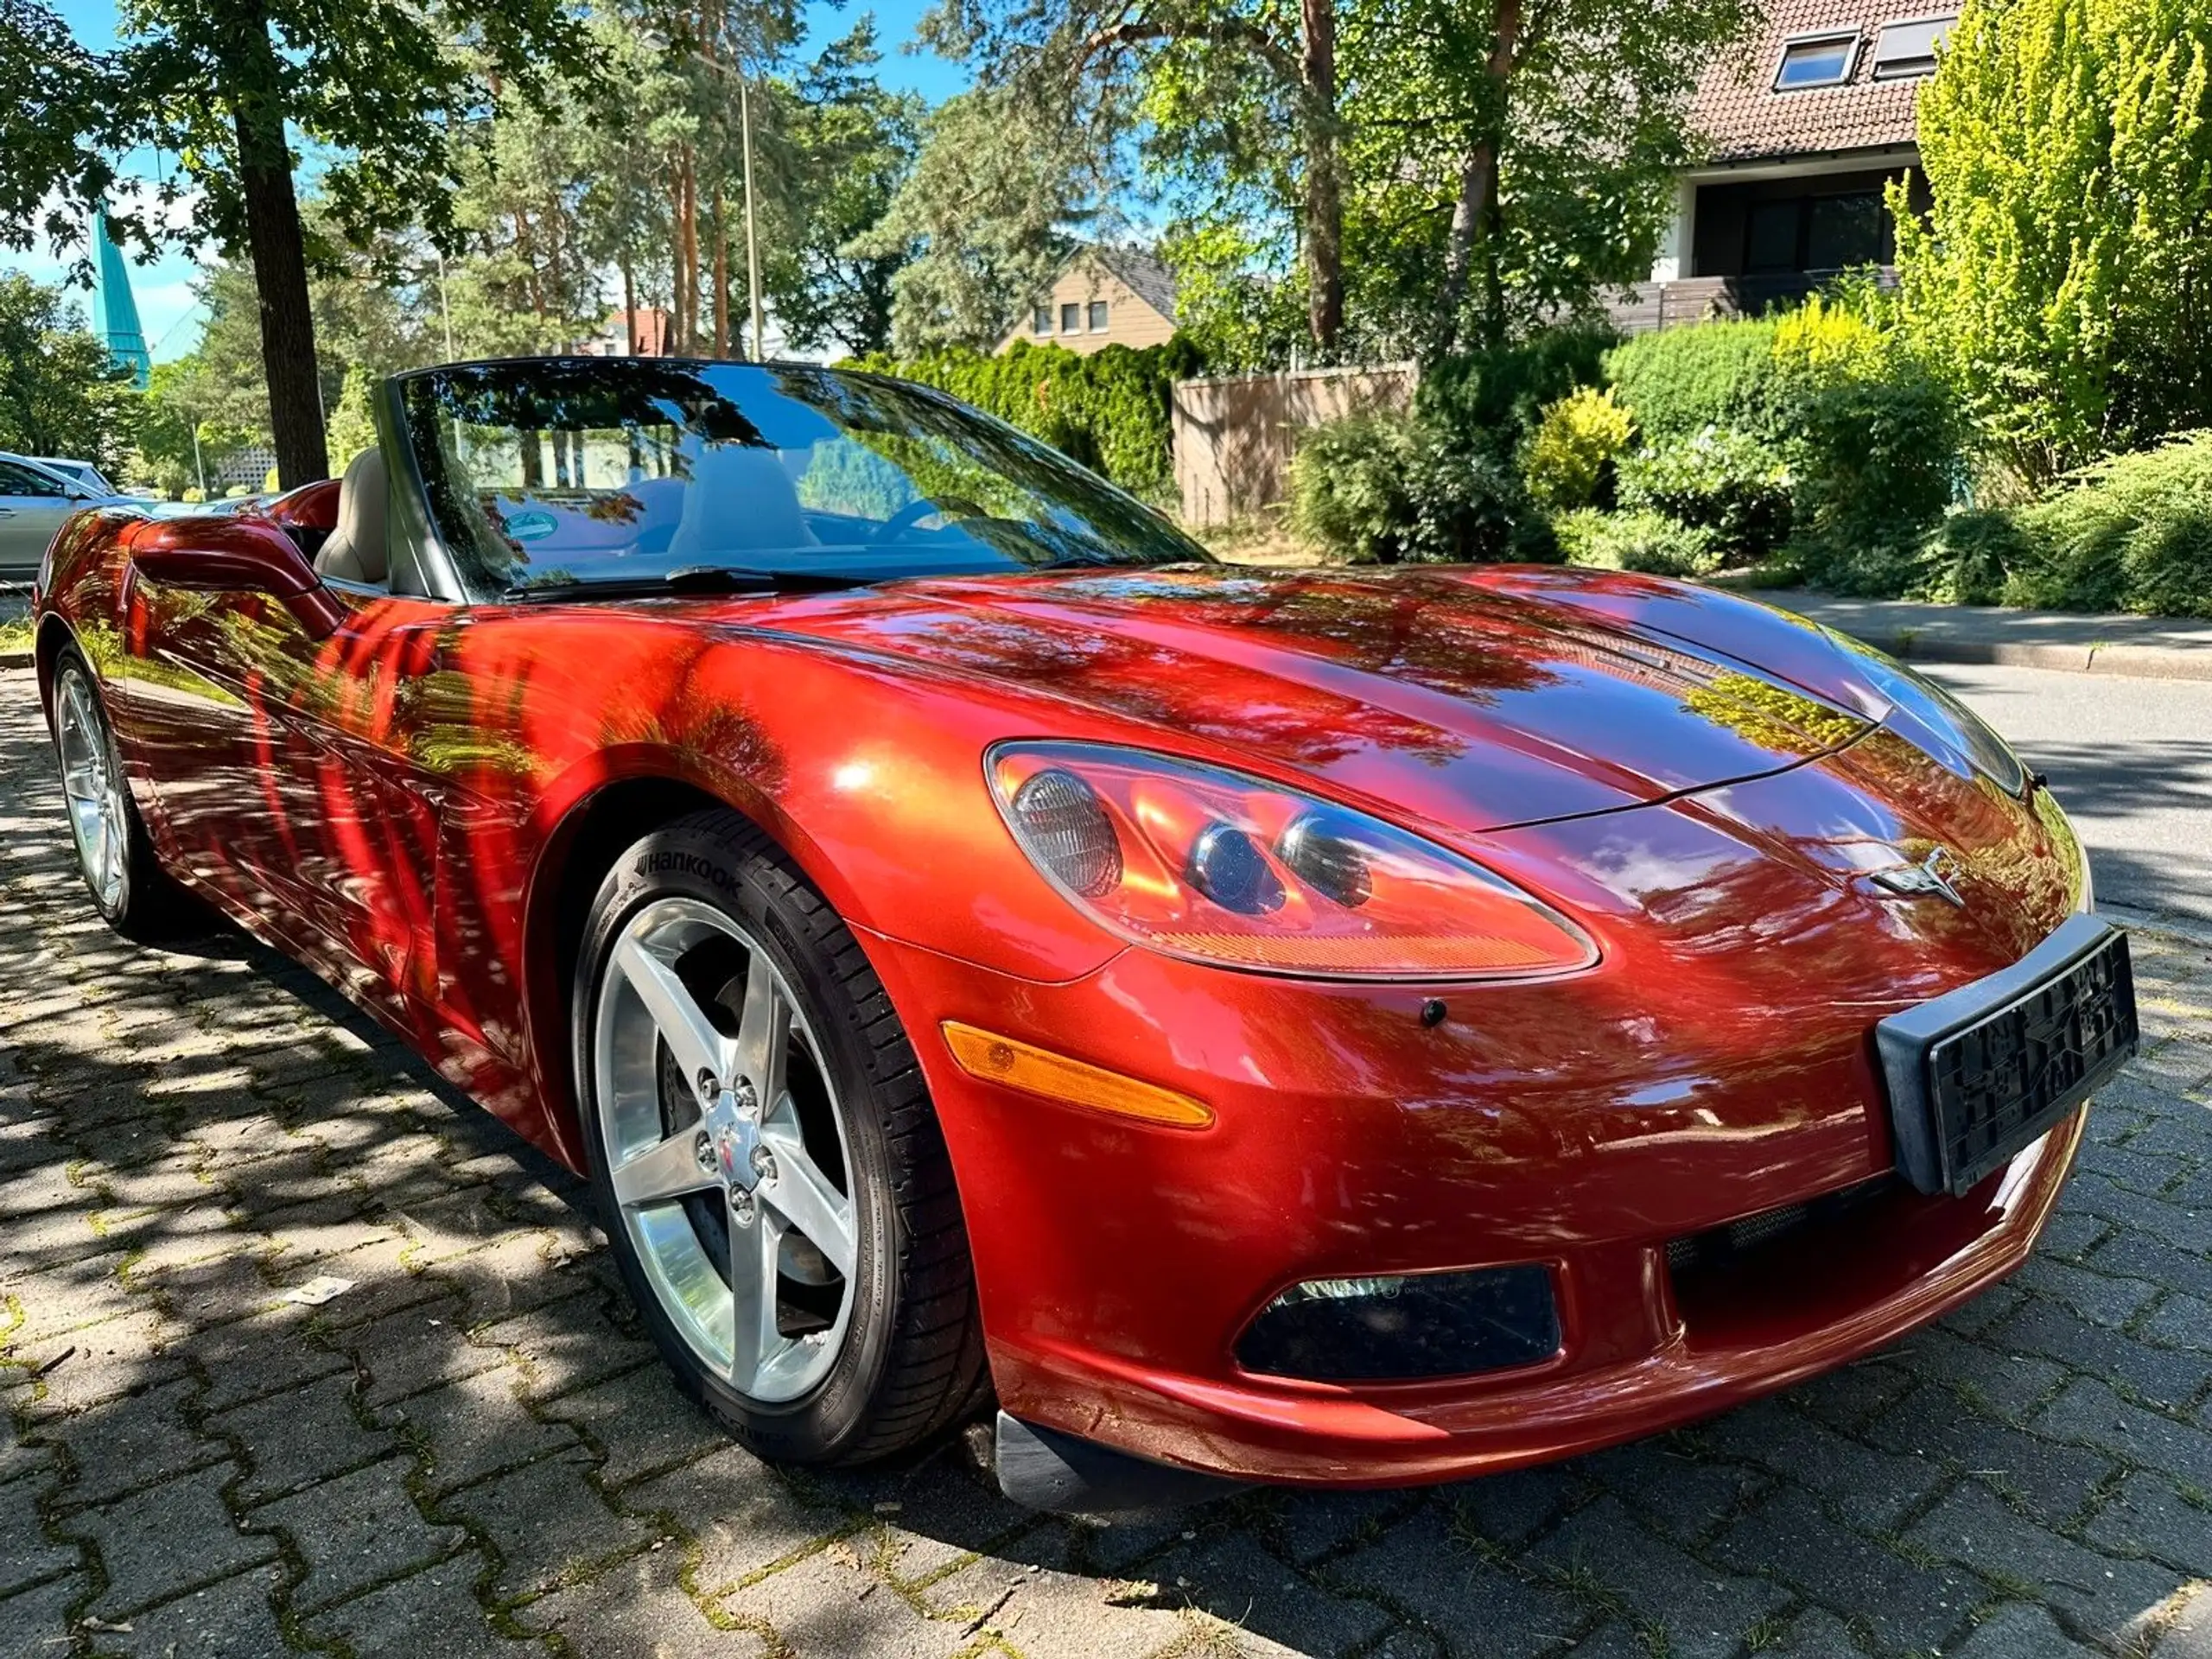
[{"left": 3, "top": 664, "right": 2211, "bottom": 1659}]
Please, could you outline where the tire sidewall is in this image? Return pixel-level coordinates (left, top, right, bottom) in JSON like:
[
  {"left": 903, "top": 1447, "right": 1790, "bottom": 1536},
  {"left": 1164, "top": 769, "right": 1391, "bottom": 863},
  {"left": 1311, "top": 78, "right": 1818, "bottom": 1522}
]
[
  {"left": 572, "top": 817, "right": 901, "bottom": 1464},
  {"left": 52, "top": 652, "right": 134, "bottom": 926}
]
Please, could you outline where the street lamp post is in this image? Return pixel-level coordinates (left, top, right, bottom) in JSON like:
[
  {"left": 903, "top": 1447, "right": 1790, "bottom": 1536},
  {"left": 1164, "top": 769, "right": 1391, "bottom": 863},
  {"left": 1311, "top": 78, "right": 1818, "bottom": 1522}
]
[{"left": 741, "top": 79, "right": 765, "bottom": 361}]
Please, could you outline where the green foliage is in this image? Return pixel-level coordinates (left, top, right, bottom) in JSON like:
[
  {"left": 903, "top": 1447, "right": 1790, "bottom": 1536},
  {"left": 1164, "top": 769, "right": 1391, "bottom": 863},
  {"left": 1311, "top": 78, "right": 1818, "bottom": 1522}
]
[
  {"left": 764, "top": 22, "right": 924, "bottom": 357},
  {"left": 1554, "top": 506, "right": 1720, "bottom": 576},
  {"left": 127, "top": 356, "right": 257, "bottom": 499},
  {"left": 1603, "top": 318, "right": 1789, "bottom": 446},
  {"left": 849, "top": 339, "right": 1200, "bottom": 503},
  {"left": 1617, "top": 428, "right": 1794, "bottom": 561},
  {"left": 0, "top": 270, "right": 135, "bottom": 467},
  {"left": 1919, "top": 509, "right": 2029, "bottom": 605},
  {"left": 1522, "top": 387, "right": 1634, "bottom": 512},
  {"left": 324, "top": 365, "right": 379, "bottom": 473},
  {"left": 1599, "top": 299, "right": 1962, "bottom": 587},
  {"left": 1420, "top": 327, "right": 1614, "bottom": 460},
  {"left": 855, "top": 84, "right": 1099, "bottom": 353},
  {"left": 1770, "top": 295, "right": 1963, "bottom": 593},
  {"left": 1999, "top": 434, "right": 2212, "bottom": 615},
  {"left": 1289, "top": 410, "right": 1554, "bottom": 566},
  {"left": 1894, "top": 0, "right": 2212, "bottom": 483}
]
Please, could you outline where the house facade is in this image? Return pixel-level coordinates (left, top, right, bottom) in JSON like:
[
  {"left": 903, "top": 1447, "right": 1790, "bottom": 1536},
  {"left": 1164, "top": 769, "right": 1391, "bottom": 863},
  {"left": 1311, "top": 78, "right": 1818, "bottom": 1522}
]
[
  {"left": 999, "top": 246, "right": 1179, "bottom": 356},
  {"left": 1614, "top": 0, "right": 1954, "bottom": 331}
]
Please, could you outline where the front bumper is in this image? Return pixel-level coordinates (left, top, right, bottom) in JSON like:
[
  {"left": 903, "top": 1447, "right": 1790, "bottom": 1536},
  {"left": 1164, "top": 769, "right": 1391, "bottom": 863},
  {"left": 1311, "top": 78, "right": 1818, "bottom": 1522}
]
[
  {"left": 859, "top": 750, "right": 2099, "bottom": 1491},
  {"left": 861, "top": 918, "right": 2088, "bottom": 1491}
]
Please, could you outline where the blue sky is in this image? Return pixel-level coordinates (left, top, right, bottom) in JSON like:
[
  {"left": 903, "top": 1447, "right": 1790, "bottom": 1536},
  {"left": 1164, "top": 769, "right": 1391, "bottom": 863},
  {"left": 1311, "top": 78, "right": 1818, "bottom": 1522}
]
[{"left": 16, "top": 0, "right": 965, "bottom": 362}]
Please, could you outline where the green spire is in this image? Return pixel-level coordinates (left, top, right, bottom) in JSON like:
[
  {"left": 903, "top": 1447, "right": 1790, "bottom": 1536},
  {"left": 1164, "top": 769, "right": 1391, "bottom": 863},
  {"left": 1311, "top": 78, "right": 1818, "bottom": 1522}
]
[{"left": 90, "top": 214, "right": 151, "bottom": 390}]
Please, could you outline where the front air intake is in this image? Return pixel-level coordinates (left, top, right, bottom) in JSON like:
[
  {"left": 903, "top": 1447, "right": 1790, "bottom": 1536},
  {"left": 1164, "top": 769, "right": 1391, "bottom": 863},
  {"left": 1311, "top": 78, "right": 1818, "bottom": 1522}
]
[{"left": 1235, "top": 1264, "right": 1560, "bottom": 1382}]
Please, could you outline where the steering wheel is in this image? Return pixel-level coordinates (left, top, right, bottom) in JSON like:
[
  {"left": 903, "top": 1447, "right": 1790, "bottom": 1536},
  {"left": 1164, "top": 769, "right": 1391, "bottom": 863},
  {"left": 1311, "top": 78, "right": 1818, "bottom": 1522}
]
[{"left": 869, "top": 498, "right": 945, "bottom": 543}]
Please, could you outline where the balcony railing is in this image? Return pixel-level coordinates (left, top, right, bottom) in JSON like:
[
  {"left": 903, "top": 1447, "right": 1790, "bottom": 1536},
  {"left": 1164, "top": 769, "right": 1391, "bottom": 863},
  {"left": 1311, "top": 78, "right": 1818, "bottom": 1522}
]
[{"left": 1604, "top": 268, "right": 1897, "bottom": 334}]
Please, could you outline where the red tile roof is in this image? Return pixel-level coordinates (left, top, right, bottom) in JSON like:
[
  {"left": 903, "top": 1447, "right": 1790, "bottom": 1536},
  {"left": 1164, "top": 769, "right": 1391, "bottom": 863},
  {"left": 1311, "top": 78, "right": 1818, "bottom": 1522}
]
[{"left": 1693, "top": 0, "right": 1946, "bottom": 163}]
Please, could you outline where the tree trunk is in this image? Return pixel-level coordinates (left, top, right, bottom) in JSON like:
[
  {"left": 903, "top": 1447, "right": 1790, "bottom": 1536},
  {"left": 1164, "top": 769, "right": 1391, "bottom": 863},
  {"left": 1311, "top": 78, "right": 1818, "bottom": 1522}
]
[
  {"left": 713, "top": 181, "right": 731, "bottom": 357},
  {"left": 1300, "top": 0, "right": 1343, "bottom": 354},
  {"left": 622, "top": 255, "right": 639, "bottom": 355},
  {"left": 679, "top": 152, "right": 700, "bottom": 353},
  {"left": 227, "top": 11, "right": 328, "bottom": 487},
  {"left": 1433, "top": 0, "right": 1522, "bottom": 356}
]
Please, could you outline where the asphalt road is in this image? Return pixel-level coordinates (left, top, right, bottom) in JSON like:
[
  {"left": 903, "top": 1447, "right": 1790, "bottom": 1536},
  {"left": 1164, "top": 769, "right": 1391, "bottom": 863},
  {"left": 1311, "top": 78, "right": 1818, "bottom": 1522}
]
[{"left": 1923, "top": 661, "right": 2212, "bottom": 929}]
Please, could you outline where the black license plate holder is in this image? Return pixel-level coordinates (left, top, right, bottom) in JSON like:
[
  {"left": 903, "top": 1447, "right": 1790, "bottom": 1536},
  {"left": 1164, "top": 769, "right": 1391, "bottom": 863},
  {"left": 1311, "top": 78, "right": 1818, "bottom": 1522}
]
[{"left": 1876, "top": 915, "right": 2138, "bottom": 1197}]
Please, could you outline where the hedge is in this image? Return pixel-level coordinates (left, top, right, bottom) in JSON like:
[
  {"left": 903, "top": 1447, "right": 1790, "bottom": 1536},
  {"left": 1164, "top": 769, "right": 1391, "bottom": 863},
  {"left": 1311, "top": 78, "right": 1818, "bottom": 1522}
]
[
  {"left": 845, "top": 337, "right": 1202, "bottom": 505},
  {"left": 1993, "top": 433, "right": 2212, "bottom": 617}
]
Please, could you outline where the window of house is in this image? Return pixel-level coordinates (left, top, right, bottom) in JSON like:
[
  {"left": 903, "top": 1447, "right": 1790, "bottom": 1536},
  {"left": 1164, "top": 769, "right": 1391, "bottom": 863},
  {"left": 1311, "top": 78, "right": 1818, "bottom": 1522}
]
[
  {"left": 1807, "top": 193, "right": 1886, "bottom": 269},
  {"left": 1088, "top": 300, "right": 1109, "bottom": 333},
  {"left": 1060, "top": 302, "right": 1081, "bottom": 333},
  {"left": 1871, "top": 15, "right": 1953, "bottom": 78},
  {"left": 1773, "top": 31, "right": 1859, "bottom": 89},
  {"left": 1033, "top": 307, "right": 1052, "bottom": 335},
  {"left": 1745, "top": 200, "right": 1802, "bottom": 272}
]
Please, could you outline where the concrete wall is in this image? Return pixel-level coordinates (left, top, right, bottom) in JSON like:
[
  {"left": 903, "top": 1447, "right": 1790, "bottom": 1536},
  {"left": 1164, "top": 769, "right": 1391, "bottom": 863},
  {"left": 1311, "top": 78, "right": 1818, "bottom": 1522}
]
[{"left": 1172, "top": 363, "right": 1420, "bottom": 529}]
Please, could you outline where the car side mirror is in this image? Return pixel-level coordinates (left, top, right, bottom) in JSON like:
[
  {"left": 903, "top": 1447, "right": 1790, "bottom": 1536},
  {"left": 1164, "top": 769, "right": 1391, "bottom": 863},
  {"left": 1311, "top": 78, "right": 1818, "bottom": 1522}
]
[{"left": 127, "top": 517, "right": 347, "bottom": 640}]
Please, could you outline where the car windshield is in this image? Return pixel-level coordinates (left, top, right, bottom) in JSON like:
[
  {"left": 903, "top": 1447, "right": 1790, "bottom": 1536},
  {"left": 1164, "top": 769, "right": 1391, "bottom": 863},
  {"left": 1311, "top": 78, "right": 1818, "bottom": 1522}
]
[{"left": 395, "top": 359, "right": 1213, "bottom": 599}]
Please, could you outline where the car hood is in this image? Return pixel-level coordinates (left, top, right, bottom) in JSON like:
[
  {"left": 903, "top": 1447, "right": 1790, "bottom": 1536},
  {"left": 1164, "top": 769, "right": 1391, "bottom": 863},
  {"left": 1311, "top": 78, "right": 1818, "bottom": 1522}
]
[{"left": 755, "top": 565, "right": 1889, "bottom": 835}]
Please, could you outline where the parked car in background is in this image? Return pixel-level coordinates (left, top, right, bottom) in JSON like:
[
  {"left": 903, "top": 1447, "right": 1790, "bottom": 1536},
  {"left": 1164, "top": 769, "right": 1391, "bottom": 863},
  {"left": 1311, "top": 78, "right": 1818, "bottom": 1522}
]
[
  {"left": 0, "top": 454, "right": 124, "bottom": 580},
  {"left": 29, "top": 457, "right": 119, "bottom": 496}
]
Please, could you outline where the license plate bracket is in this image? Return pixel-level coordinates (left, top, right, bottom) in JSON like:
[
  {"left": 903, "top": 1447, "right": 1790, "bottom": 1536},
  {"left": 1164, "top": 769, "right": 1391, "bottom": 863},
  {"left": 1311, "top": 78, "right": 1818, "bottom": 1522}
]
[{"left": 1876, "top": 915, "right": 2137, "bottom": 1198}]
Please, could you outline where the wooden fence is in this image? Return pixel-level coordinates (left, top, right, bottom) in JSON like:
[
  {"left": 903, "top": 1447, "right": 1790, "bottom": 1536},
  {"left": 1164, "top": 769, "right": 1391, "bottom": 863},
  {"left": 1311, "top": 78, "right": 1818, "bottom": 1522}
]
[{"left": 1172, "top": 363, "right": 1420, "bottom": 529}]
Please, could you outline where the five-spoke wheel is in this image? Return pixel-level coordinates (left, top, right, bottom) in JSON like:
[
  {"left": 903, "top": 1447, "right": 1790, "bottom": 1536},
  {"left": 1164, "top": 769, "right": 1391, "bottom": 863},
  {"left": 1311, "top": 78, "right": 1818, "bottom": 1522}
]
[
  {"left": 594, "top": 895, "right": 858, "bottom": 1402},
  {"left": 575, "top": 810, "right": 987, "bottom": 1464}
]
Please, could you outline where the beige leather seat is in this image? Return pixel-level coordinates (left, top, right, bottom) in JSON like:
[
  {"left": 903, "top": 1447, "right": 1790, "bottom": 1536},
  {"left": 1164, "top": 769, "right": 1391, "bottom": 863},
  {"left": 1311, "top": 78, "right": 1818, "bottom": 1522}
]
[{"left": 315, "top": 447, "right": 389, "bottom": 585}]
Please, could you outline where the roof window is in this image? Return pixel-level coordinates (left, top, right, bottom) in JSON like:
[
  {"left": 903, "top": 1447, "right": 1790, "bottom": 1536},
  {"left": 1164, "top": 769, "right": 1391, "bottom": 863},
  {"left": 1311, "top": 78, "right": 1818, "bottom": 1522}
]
[
  {"left": 1774, "top": 30, "right": 1860, "bottom": 90},
  {"left": 1871, "top": 15, "right": 1954, "bottom": 78}
]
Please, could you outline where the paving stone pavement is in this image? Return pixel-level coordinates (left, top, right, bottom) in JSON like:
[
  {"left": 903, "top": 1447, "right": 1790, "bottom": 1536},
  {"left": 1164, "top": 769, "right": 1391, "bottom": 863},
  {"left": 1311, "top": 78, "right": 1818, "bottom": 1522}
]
[{"left": 3, "top": 661, "right": 2210, "bottom": 1659}]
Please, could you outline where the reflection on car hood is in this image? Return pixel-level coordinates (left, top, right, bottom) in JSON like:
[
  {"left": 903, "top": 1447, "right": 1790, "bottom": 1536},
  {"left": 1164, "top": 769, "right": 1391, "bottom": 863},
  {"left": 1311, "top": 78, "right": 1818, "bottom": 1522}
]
[{"left": 757, "top": 565, "right": 1888, "bottom": 834}]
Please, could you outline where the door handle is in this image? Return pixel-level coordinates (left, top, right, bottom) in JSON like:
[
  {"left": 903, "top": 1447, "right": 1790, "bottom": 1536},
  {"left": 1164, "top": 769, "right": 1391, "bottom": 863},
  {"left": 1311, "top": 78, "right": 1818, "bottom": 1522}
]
[{"left": 0, "top": 506, "right": 16, "bottom": 516}]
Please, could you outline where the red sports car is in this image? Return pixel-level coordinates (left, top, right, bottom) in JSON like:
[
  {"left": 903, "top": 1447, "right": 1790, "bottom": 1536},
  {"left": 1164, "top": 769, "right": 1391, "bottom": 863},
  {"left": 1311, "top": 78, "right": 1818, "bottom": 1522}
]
[{"left": 31, "top": 356, "right": 2139, "bottom": 1511}]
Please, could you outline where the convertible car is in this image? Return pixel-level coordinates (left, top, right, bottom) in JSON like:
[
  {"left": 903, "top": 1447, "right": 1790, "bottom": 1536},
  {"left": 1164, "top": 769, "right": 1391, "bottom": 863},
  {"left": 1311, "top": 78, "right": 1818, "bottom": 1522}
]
[{"left": 31, "top": 356, "right": 2139, "bottom": 1510}]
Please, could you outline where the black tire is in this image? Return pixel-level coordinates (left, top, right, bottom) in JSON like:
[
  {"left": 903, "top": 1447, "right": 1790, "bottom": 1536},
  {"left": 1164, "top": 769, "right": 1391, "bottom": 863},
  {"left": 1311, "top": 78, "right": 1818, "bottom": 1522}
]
[
  {"left": 571, "top": 808, "right": 989, "bottom": 1465},
  {"left": 48, "top": 647, "right": 196, "bottom": 941}
]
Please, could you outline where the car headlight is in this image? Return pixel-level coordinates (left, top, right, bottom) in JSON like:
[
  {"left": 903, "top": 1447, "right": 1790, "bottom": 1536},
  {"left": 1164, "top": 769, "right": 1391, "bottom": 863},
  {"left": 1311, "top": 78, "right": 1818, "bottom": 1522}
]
[
  {"left": 986, "top": 741, "right": 1599, "bottom": 980},
  {"left": 1821, "top": 630, "right": 2029, "bottom": 795}
]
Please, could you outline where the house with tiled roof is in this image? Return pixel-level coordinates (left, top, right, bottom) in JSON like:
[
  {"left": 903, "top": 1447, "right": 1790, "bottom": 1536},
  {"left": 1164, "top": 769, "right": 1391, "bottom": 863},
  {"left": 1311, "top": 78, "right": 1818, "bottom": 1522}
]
[
  {"left": 999, "top": 245, "right": 1179, "bottom": 356},
  {"left": 1613, "top": 0, "right": 1953, "bottom": 331}
]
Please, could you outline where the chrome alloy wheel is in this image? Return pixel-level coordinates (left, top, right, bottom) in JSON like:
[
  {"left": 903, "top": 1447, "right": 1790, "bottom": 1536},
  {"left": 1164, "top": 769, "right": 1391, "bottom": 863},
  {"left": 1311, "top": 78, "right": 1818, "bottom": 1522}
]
[
  {"left": 593, "top": 896, "right": 858, "bottom": 1404},
  {"left": 55, "top": 666, "right": 127, "bottom": 914}
]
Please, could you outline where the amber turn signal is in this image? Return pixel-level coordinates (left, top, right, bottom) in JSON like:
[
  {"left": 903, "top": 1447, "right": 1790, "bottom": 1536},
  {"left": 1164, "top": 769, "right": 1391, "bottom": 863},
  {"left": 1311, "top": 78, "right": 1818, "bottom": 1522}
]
[{"left": 940, "top": 1022, "right": 1215, "bottom": 1129}]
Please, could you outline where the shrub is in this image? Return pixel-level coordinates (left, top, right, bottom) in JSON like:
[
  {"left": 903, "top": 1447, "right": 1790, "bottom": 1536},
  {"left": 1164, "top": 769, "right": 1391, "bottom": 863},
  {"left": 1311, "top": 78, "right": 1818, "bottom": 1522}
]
[
  {"left": 1419, "top": 326, "right": 1614, "bottom": 462},
  {"left": 1554, "top": 507, "right": 1720, "bottom": 576},
  {"left": 1603, "top": 318, "right": 1789, "bottom": 447},
  {"left": 845, "top": 337, "right": 1202, "bottom": 504},
  {"left": 2002, "top": 433, "right": 2212, "bottom": 616},
  {"left": 1617, "top": 427, "right": 1794, "bottom": 562},
  {"left": 1291, "top": 411, "right": 1556, "bottom": 565},
  {"left": 1919, "top": 508, "right": 2029, "bottom": 605},
  {"left": 1771, "top": 296, "right": 1962, "bottom": 593},
  {"left": 1522, "top": 387, "right": 1634, "bottom": 513}
]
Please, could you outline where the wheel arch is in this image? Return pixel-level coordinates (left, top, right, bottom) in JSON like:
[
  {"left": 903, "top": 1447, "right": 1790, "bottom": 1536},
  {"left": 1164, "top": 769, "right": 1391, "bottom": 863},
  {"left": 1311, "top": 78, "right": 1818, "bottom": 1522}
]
[
  {"left": 34, "top": 612, "right": 81, "bottom": 718},
  {"left": 518, "top": 766, "right": 868, "bottom": 1168}
]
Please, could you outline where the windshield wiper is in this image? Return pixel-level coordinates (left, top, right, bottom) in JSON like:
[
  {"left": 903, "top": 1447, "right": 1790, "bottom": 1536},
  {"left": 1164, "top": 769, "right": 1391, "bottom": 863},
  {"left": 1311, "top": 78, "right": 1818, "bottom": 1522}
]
[{"left": 500, "top": 564, "right": 873, "bottom": 603}]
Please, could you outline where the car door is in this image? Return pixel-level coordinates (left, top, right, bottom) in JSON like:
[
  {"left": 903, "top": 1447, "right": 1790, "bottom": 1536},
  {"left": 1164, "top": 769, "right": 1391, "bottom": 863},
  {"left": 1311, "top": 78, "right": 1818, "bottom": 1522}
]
[
  {"left": 0, "top": 459, "right": 79, "bottom": 576},
  {"left": 124, "top": 509, "right": 452, "bottom": 1028}
]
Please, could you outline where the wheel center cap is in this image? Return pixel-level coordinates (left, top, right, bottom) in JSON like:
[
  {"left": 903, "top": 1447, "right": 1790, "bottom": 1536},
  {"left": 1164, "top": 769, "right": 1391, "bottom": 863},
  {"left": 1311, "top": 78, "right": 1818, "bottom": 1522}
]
[{"left": 701, "top": 1079, "right": 762, "bottom": 1192}]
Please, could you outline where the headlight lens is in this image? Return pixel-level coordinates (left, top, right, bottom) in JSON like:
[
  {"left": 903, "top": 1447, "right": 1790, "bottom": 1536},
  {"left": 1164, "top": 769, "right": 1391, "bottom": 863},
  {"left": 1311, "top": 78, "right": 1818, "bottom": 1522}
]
[
  {"left": 1822, "top": 631, "right": 2029, "bottom": 794},
  {"left": 987, "top": 741, "right": 1599, "bottom": 980}
]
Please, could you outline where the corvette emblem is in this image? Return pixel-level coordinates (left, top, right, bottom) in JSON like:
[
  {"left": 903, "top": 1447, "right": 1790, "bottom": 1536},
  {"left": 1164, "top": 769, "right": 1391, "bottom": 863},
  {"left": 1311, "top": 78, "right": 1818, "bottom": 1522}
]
[{"left": 1872, "top": 847, "right": 1967, "bottom": 907}]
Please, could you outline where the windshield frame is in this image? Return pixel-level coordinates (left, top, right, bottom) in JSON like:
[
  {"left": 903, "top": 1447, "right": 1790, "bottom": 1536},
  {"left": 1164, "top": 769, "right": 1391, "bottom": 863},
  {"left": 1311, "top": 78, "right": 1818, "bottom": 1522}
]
[{"left": 390, "top": 355, "right": 1213, "bottom": 603}]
